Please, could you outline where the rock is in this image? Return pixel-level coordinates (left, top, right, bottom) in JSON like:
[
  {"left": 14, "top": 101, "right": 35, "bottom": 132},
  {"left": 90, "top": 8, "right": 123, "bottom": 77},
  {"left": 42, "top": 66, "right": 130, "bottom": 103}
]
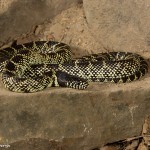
[
  {"left": 0, "top": 0, "right": 81, "bottom": 43},
  {"left": 83, "top": 0, "right": 150, "bottom": 53},
  {"left": 0, "top": 74, "right": 150, "bottom": 150},
  {"left": 0, "top": 1, "right": 150, "bottom": 149},
  {"left": 0, "top": 0, "right": 17, "bottom": 14}
]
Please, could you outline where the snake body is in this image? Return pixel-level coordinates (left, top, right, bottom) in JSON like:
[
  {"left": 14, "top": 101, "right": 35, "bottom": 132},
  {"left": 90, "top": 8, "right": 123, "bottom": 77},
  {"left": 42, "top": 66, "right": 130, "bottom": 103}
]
[{"left": 0, "top": 41, "right": 148, "bottom": 92}]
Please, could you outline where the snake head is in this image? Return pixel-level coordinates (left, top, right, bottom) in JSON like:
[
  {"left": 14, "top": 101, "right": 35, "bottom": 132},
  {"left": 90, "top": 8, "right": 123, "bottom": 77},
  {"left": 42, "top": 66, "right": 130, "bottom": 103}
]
[{"left": 56, "top": 71, "right": 89, "bottom": 90}]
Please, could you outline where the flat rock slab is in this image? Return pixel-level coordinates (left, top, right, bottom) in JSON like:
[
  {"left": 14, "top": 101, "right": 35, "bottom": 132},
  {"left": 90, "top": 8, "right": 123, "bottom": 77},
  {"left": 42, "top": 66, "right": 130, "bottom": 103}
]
[
  {"left": 83, "top": 0, "right": 150, "bottom": 53},
  {"left": 0, "top": 72, "right": 150, "bottom": 150}
]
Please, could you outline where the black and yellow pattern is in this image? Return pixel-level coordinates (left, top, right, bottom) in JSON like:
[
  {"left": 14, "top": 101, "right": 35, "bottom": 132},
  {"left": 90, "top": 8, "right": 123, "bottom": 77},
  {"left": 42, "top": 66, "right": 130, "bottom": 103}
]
[{"left": 0, "top": 41, "right": 148, "bottom": 92}]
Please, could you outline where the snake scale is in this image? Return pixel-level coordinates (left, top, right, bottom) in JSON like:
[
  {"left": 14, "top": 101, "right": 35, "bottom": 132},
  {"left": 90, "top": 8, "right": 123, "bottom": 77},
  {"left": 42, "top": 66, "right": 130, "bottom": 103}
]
[{"left": 0, "top": 41, "right": 148, "bottom": 93}]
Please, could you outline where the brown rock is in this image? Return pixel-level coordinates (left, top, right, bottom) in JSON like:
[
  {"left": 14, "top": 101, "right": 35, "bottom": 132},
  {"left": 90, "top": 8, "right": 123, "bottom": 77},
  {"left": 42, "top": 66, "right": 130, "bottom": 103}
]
[
  {"left": 0, "top": 73, "right": 150, "bottom": 149},
  {"left": 83, "top": 0, "right": 150, "bottom": 53},
  {"left": 0, "top": 0, "right": 81, "bottom": 44}
]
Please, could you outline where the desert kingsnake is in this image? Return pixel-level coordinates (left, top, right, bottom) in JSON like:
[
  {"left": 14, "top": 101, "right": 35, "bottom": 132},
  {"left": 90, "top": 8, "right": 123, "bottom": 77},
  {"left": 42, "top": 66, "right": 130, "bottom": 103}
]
[{"left": 0, "top": 41, "right": 148, "bottom": 92}]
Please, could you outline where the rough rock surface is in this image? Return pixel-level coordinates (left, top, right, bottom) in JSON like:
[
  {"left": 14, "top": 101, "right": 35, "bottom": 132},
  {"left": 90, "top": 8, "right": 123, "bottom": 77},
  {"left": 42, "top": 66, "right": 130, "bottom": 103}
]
[
  {"left": 0, "top": 3, "right": 150, "bottom": 150},
  {"left": 0, "top": 0, "right": 17, "bottom": 14},
  {"left": 83, "top": 0, "right": 150, "bottom": 53},
  {"left": 0, "top": 72, "right": 150, "bottom": 150},
  {"left": 0, "top": 0, "right": 81, "bottom": 45}
]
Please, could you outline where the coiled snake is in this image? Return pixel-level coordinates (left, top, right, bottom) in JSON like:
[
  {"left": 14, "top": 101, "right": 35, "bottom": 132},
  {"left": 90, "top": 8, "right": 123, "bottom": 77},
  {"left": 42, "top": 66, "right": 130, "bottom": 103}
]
[{"left": 0, "top": 41, "right": 148, "bottom": 93}]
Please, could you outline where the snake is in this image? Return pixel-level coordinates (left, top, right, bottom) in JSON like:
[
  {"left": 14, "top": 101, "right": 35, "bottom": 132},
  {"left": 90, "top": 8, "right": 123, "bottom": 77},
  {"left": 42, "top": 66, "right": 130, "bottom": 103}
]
[{"left": 0, "top": 41, "right": 148, "bottom": 93}]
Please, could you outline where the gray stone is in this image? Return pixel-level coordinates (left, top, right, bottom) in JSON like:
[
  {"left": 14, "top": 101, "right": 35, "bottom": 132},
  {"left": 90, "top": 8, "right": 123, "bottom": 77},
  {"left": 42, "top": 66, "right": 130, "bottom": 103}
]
[
  {"left": 0, "top": 0, "right": 81, "bottom": 45},
  {"left": 83, "top": 0, "right": 150, "bottom": 53},
  {"left": 0, "top": 1, "right": 150, "bottom": 149},
  {"left": 0, "top": 73, "right": 150, "bottom": 149}
]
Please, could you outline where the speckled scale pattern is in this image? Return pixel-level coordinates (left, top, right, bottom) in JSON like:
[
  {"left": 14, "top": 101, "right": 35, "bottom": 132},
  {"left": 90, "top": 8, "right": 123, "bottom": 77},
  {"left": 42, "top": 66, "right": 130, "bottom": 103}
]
[
  {"left": 0, "top": 41, "right": 148, "bottom": 92},
  {"left": 58, "top": 54, "right": 147, "bottom": 83}
]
